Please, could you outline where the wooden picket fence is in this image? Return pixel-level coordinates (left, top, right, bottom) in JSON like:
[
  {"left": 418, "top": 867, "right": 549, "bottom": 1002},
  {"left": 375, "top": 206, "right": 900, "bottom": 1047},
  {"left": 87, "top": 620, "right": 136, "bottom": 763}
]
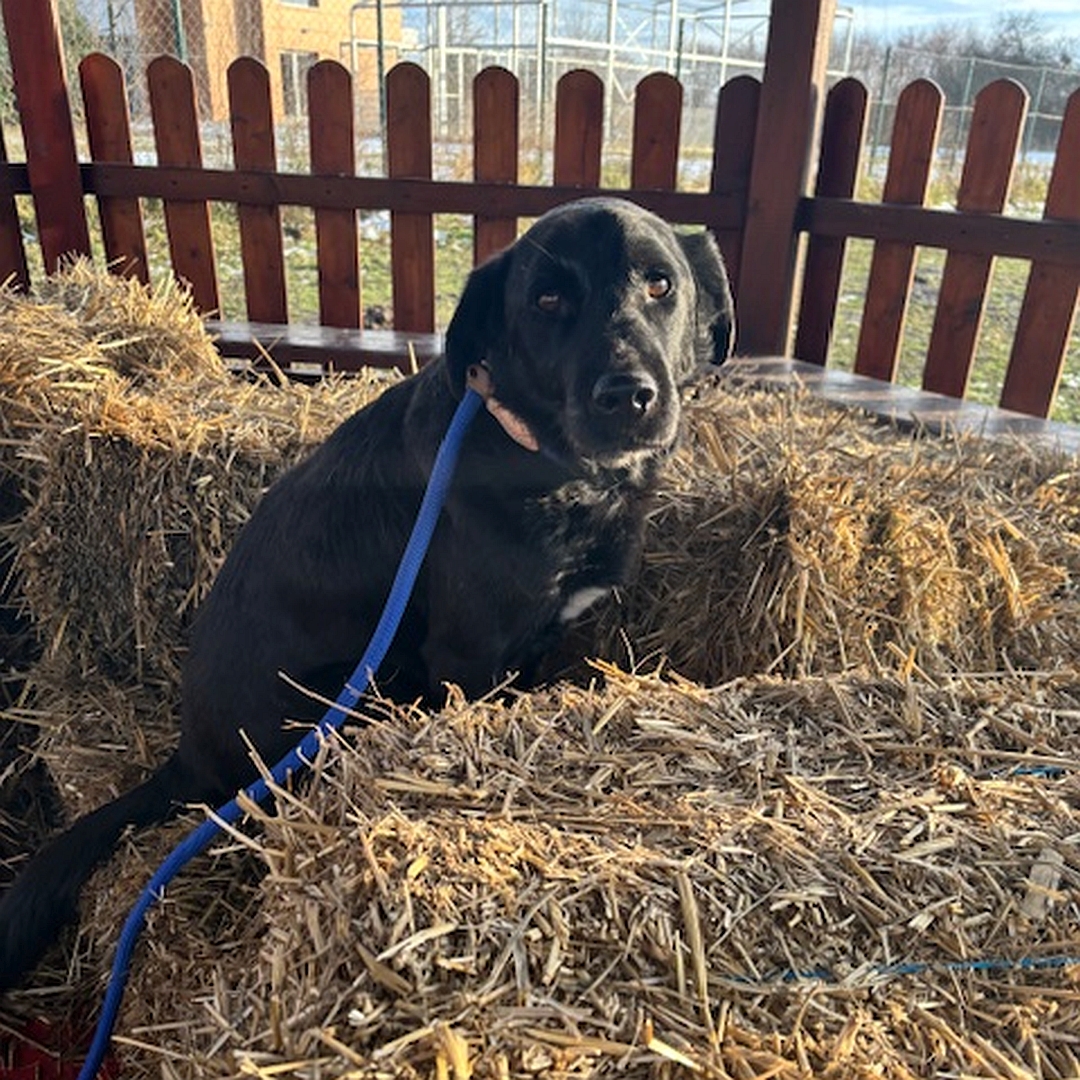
[
  {"left": 0, "top": 0, "right": 1078, "bottom": 417},
  {"left": 77, "top": 55, "right": 755, "bottom": 334},
  {"left": 799, "top": 76, "right": 1080, "bottom": 419}
]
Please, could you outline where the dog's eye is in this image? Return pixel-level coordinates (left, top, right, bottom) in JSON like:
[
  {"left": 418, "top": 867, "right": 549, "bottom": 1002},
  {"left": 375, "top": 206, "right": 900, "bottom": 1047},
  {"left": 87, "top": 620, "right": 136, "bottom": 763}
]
[
  {"left": 536, "top": 291, "right": 561, "bottom": 314},
  {"left": 645, "top": 273, "right": 672, "bottom": 299}
]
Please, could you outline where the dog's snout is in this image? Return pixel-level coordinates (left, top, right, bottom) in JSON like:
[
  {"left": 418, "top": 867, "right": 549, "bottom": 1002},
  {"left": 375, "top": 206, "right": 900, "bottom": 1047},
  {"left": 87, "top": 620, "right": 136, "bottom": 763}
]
[{"left": 591, "top": 371, "right": 659, "bottom": 418}]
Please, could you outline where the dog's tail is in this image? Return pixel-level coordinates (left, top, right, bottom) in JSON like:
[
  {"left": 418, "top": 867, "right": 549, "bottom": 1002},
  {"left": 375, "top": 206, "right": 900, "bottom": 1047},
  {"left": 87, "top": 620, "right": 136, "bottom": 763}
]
[{"left": 0, "top": 752, "right": 204, "bottom": 991}]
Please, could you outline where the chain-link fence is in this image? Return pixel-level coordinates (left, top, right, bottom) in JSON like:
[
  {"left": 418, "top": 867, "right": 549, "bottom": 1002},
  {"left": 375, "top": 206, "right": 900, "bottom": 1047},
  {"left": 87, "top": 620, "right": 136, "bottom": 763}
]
[
  {"left": 2, "top": 0, "right": 860, "bottom": 177},
  {"left": 864, "top": 45, "right": 1075, "bottom": 170},
  {"left": 4, "top": 5, "right": 1076, "bottom": 193}
]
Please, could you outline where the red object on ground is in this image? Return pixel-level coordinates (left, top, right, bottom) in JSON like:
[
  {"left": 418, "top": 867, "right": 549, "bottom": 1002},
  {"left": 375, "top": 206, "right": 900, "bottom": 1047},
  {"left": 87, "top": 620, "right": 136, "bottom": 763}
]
[{"left": 0, "top": 1018, "right": 120, "bottom": 1080}]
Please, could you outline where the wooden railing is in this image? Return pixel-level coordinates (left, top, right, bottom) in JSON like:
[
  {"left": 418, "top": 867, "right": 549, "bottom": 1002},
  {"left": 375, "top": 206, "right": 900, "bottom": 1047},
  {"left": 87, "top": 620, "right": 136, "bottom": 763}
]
[
  {"left": 0, "top": 0, "right": 1077, "bottom": 417},
  {"left": 10, "top": 56, "right": 764, "bottom": 316},
  {"left": 797, "top": 76, "right": 1080, "bottom": 418}
]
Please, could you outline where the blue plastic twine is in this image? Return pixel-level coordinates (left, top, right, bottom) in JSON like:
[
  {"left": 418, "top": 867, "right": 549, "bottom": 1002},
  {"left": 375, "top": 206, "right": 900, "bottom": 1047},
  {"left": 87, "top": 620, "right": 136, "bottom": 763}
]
[{"left": 77, "top": 388, "right": 482, "bottom": 1080}]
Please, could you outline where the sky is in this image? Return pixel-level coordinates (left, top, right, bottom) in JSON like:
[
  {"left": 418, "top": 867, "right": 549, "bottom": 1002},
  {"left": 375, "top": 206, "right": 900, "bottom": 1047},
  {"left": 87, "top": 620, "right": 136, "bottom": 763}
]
[{"left": 851, "top": 0, "right": 1080, "bottom": 40}]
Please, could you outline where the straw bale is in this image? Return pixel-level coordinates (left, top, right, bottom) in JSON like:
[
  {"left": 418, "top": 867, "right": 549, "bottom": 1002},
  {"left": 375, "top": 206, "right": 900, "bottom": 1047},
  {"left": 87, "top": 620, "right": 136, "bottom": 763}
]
[
  {"left": 4, "top": 263, "right": 1077, "bottom": 713},
  {"left": 0, "top": 260, "right": 220, "bottom": 442},
  {"left": 4, "top": 679, "right": 179, "bottom": 822},
  {"left": 0, "top": 264, "right": 399, "bottom": 822},
  {"left": 595, "top": 381, "right": 1080, "bottom": 684},
  {"left": 17, "top": 667, "right": 1076, "bottom": 1079},
  {"left": 0, "top": 262, "right": 398, "bottom": 698}
]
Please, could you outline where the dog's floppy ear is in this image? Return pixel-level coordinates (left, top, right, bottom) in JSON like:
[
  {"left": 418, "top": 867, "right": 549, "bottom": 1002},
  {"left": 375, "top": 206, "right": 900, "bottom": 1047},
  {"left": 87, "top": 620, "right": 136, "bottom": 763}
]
[
  {"left": 677, "top": 229, "right": 736, "bottom": 367},
  {"left": 444, "top": 249, "right": 511, "bottom": 396}
]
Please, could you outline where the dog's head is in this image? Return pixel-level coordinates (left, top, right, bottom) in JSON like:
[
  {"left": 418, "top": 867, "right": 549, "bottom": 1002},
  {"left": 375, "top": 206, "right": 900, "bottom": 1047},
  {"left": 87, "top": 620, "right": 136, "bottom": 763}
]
[{"left": 444, "top": 197, "right": 734, "bottom": 468}]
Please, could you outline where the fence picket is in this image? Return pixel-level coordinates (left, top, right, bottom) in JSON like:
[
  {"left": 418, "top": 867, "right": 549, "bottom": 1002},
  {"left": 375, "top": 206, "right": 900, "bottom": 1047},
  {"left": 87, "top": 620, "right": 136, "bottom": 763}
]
[
  {"left": 631, "top": 73, "right": 681, "bottom": 191},
  {"left": 387, "top": 63, "right": 435, "bottom": 333},
  {"left": 79, "top": 53, "right": 149, "bottom": 283},
  {"left": 999, "top": 87, "right": 1080, "bottom": 418},
  {"left": 0, "top": 125, "right": 28, "bottom": 289},
  {"left": 710, "top": 75, "right": 760, "bottom": 295},
  {"left": 474, "top": 67, "right": 519, "bottom": 265},
  {"left": 554, "top": 70, "right": 603, "bottom": 188},
  {"left": 922, "top": 79, "right": 1027, "bottom": 400},
  {"left": 309, "top": 61, "right": 359, "bottom": 329},
  {"left": 229, "top": 58, "right": 287, "bottom": 325},
  {"left": 148, "top": 55, "right": 219, "bottom": 314},
  {"left": 795, "top": 77, "right": 867, "bottom": 365},
  {"left": 854, "top": 79, "right": 943, "bottom": 382},
  {"left": 0, "top": 0, "right": 89, "bottom": 271}
]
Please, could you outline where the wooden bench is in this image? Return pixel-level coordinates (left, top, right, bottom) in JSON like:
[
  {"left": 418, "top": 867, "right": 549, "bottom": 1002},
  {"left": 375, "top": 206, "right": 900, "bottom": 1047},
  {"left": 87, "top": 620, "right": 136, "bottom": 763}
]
[
  {"left": 206, "top": 321, "right": 442, "bottom": 376},
  {"left": 204, "top": 313, "right": 1080, "bottom": 456},
  {"left": 724, "top": 358, "right": 1080, "bottom": 455}
]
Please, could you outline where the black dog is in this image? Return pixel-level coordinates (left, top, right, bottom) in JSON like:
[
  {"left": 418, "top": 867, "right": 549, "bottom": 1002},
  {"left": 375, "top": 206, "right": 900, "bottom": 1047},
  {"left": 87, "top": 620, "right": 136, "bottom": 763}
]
[{"left": 0, "top": 197, "right": 733, "bottom": 989}]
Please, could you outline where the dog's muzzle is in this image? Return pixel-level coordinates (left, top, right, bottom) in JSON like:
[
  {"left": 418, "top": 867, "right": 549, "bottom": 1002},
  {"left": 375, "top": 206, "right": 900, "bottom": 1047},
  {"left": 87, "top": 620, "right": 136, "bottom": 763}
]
[{"left": 591, "top": 371, "right": 659, "bottom": 422}]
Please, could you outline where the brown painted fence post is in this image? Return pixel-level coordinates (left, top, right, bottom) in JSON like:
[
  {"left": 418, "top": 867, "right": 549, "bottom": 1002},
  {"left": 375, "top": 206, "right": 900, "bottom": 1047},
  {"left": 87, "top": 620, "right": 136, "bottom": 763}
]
[
  {"left": 1000, "top": 87, "right": 1080, "bottom": 418},
  {"left": 230, "top": 58, "right": 288, "bottom": 324},
  {"left": 553, "top": 70, "right": 603, "bottom": 189},
  {"left": 736, "top": 0, "right": 836, "bottom": 356},
  {"left": 709, "top": 75, "right": 760, "bottom": 297},
  {"left": 309, "top": 60, "right": 360, "bottom": 329},
  {"left": 794, "top": 77, "right": 868, "bottom": 366},
  {"left": 148, "top": 55, "right": 220, "bottom": 314},
  {"left": 853, "top": 79, "right": 943, "bottom": 383},
  {"left": 474, "top": 66, "right": 519, "bottom": 265},
  {"left": 80, "top": 52, "right": 150, "bottom": 284},
  {"left": 0, "top": 0, "right": 90, "bottom": 271},
  {"left": 922, "top": 79, "right": 1027, "bottom": 400},
  {"left": 631, "top": 73, "right": 682, "bottom": 191},
  {"left": 386, "top": 63, "right": 435, "bottom": 334}
]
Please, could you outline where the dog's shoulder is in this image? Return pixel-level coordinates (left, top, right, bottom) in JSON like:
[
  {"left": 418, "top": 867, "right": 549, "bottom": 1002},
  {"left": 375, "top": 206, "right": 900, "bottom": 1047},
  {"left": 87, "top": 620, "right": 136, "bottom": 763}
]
[{"left": 269, "top": 364, "right": 451, "bottom": 510}]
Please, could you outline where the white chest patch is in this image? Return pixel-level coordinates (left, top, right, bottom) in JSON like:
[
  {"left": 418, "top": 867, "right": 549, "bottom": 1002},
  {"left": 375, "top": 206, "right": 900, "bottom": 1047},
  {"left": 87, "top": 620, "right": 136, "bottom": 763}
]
[{"left": 559, "top": 586, "right": 610, "bottom": 623}]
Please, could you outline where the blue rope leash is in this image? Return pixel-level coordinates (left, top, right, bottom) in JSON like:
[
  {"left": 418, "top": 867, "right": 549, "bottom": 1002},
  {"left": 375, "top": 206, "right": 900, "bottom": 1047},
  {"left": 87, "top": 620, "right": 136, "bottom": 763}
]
[
  {"left": 77, "top": 388, "right": 482, "bottom": 1080},
  {"left": 771, "top": 953, "right": 1080, "bottom": 984}
]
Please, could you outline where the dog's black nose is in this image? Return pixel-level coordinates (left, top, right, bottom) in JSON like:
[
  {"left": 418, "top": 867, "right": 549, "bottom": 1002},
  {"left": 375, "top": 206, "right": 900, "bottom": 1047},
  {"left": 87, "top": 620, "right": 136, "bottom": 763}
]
[{"left": 591, "top": 371, "right": 658, "bottom": 418}]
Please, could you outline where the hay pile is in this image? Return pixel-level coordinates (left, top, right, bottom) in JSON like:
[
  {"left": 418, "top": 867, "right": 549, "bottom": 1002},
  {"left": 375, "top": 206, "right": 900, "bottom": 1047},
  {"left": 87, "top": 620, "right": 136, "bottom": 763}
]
[
  {"left": 0, "top": 262, "right": 397, "bottom": 816},
  {"left": 1, "top": 262, "right": 398, "bottom": 691},
  {"left": 69, "top": 670, "right": 1080, "bottom": 1078},
  {"left": 0, "top": 264, "right": 1077, "bottom": 1078},
  {"left": 592, "top": 382, "right": 1080, "bottom": 683}
]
